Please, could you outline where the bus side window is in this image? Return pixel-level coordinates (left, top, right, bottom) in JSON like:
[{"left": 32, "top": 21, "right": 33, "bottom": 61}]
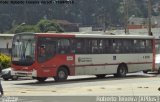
[
  {"left": 39, "top": 45, "right": 46, "bottom": 57},
  {"left": 92, "top": 40, "right": 98, "bottom": 54},
  {"left": 112, "top": 39, "right": 116, "bottom": 53},
  {"left": 134, "top": 40, "right": 139, "bottom": 53},
  {"left": 138, "top": 40, "right": 145, "bottom": 53},
  {"left": 123, "top": 40, "right": 132, "bottom": 53},
  {"left": 58, "top": 39, "right": 70, "bottom": 54},
  {"left": 115, "top": 40, "right": 121, "bottom": 53},
  {"left": 92, "top": 39, "right": 104, "bottom": 54},
  {"left": 104, "top": 39, "right": 111, "bottom": 53},
  {"left": 38, "top": 38, "right": 56, "bottom": 63},
  {"left": 99, "top": 39, "right": 103, "bottom": 53},
  {"left": 76, "top": 41, "right": 83, "bottom": 53},
  {"left": 74, "top": 39, "right": 85, "bottom": 54},
  {"left": 145, "top": 40, "right": 152, "bottom": 53},
  {"left": 86, "top": 39, "right": 92, "bottom": 54},
  {"left": 70, "top": 39, "right": 75, "bottom": 54},
  {"left": 38, "top": 44, "right": 47, "bottom": 62}
]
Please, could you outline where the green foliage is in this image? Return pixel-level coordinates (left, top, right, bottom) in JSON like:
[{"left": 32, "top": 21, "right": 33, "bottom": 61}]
[
  {"left": 12, "top": 25, "right": 38, "bottom": 33},
  {"left": 36, "top": 19, "right": 64, "bottom": 33},
  {"left": 8, "top": 19, "right": 64, "bottom": 33},
  {"left": 9, "top": 25, "right": 40, "bottom": 34},
  {"left": 0, "top": 0, "right": 159, "bottom": 33},
  {"left": 0, "top": 53, "right": 11, "bottom": 69},
  {"left": 15, "top": 25, "right": 40, "bottom": 33}
]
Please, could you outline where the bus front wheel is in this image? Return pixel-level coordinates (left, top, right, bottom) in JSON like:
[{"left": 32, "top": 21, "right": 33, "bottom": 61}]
[
  {"left": 54, "top": 67, "right": 68, "bottom": 82},
  {"left": 36, "top": 77, "right": 47, "bottom": 82}
]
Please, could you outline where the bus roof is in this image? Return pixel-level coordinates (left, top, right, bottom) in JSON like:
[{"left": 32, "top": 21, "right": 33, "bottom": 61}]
[
  {"left": 0, "top": 34, "right": 14, "bottom": 37},
  {"left": 16, "top": 32, "right": 154, "bottom": 39},
  {"left": 35, "top": 33, "right": 154, "bottom": 39}
]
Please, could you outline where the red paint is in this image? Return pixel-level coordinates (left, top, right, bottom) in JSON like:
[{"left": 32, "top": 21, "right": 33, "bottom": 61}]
[
  {"left": 12, "top": 33, "right": 76, "bottom": 78},
  {"left": 36, "top": 54, "right": 75, "bottom": 77},
  {"left": 35, "top": 33, "right": 75, "bottom": 77}
]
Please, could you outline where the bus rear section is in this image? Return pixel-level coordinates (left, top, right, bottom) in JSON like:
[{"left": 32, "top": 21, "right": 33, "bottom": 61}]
[
  {"left": 73, "top": 35, "right": 155, "bottom": 77},
  {"left": 11, "top": 33, "right": 155, "bottom": 82},
  {"left": 155, "top": 39, "right": 160, "bottom": 73}
]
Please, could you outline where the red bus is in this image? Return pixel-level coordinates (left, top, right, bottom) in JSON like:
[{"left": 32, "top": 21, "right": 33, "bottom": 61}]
[{"left": 11, "top": 32, "right": 155, "bottom": 82}]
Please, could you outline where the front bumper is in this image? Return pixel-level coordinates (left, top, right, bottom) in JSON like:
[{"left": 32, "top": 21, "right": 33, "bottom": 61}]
[{"left": 11, "top": 69, "right": 37, "bottom": 77}]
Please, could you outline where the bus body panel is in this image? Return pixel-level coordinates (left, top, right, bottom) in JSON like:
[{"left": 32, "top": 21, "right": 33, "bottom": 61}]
[
  {"left": 75, "top": 53, "right": 153, "bottom": 75},
  {"left": 36, "top": 34, "right": 75, "bottom": 77},
  {"left": 12, "top": 54, "right": 75, "bottom": 77},
  {"left": 35, "top": 54, "right": 75, "bottom": 77}
]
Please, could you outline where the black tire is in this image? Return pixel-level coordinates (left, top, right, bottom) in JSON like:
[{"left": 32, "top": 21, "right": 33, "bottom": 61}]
[
  {"left": 11, "top": 75, "right": 18, "bottom": 80},
  {"left": 158, "top": 68, "right": 160, "bottom": 74},
  {"left": 143, "top": 70, "right": 148, "bottom": 74},
  {"left": 3, "top": 78, "right": 9, "bottom": 81},
  {"left": 54, "top": 67, "right": 68, "bottom": 82},
  {"left": 116, "top": 64, "right": 127, "bottom": 77},
  {"left": 96, "top": 74, "right": 106, "bottom": 78},
  {"left": 36, "top": 77, "right": 47, "bottom": 82},
  {"left": 113, "top": 74, "right": 118, "bottom": 77}
]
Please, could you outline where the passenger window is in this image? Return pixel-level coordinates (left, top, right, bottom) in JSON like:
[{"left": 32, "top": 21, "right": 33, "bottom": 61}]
[
  {"left": 38, "top": 38, "right": 56, "bottom": 62},
  {"left": 145, "top": 40, "right": 152, "bottom": 53},
  {"left": 57, "top": 39, "right": 70, "bottom": 54},
  {"left": 75, "top": 39, "right": 85, "bottom": 54}
]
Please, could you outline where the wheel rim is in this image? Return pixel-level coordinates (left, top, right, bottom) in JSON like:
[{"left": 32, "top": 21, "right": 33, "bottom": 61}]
[
  {"left": 119, "top": 67, "right": 126, "bottom": 75},
  {"left": 58, "top": 70, "right": 66, "bottom": 79}
]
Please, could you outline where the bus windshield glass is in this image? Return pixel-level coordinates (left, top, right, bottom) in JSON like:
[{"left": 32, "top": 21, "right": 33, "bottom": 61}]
[{"left": 12, "top": 34, "right": 36, "bottom": 66}]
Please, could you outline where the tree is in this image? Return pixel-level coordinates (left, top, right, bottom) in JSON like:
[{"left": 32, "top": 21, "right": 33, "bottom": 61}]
[
  {"left": 8, "top": 24, "right": 39, "bottom": 33},
  {"left": 0, "top": 0, "right": 159, "bottom": 33},
  {"left": 8, "top": 19, "right": 64, "bottom": 33},
  {"left": 36, "top": 19, "right": 63, "bottom": 32}
]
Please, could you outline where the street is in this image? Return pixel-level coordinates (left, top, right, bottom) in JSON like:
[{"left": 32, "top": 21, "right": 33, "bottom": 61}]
[{"left": 2, "top": 72, "right": 160, "bottom": 96}]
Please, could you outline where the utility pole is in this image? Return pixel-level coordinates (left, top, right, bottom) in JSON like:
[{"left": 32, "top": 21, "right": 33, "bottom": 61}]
[
  {"left": 124, "top": 0, "right": 129, "bottom": 34},
  {"left": 148, "top": 0, "right": 152, "bottom": 36}
]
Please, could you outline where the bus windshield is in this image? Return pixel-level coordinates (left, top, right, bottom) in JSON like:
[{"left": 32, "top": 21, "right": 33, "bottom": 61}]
[{"left": 12, "top": 34, "right": 36, "bottom": 66}]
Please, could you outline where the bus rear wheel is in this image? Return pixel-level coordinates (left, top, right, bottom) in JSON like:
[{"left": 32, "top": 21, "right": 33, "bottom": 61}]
[
  {"left": 54, "top": 67, "right": 68, "bottom": 82},
  {"left": 36, "top": 77, "right": 47, "bottom": 82},
  {"left": 96, "top": 74, "right": 106, "bottom": 78},
  {"left": 115, "top": 64, "right": 127, "bottom": 77}
]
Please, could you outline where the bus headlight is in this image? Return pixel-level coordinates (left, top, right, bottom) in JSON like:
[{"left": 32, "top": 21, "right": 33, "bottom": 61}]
[{"left": 32, "top": 69, "right": 37, "bottom": 77}]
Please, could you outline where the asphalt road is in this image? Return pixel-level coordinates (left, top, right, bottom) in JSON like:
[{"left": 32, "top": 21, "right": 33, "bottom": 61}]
[{"left": 1, "top": 72, "right": 160, "bottom": 102}]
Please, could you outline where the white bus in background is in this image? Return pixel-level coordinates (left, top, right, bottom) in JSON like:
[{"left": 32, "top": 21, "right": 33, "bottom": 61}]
[{"left": 11, "top": 33, "right": 155, "bottom": 82}]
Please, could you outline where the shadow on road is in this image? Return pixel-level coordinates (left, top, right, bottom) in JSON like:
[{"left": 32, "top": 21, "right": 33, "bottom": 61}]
[{"left": 14, "top": 73, "right": 158, "bottom": 86}]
